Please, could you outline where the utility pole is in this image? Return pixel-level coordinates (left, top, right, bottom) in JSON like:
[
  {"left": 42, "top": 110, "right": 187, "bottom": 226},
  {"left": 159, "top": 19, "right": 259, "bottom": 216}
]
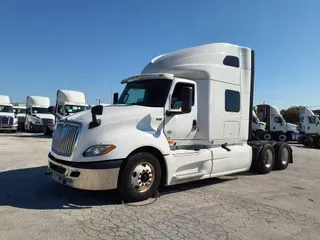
[{"left": 96, "top": 99, "right": 101, "bottom": 105}]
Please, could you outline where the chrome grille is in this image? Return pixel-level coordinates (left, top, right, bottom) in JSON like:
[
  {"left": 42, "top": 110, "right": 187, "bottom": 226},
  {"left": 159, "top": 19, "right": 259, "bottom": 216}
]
[
  {"left": 52, "top": 122, "right": 81, "bottom": 157},
  {"left": 42, "top": 118, "right": 53, "bottom": 125},
  {"left": 0, "top": 116, "right": 13, "bottom": 125}
]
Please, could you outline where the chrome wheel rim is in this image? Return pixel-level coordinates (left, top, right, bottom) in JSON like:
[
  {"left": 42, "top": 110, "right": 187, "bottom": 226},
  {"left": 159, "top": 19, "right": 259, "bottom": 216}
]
[
  {"left": 130, "top": 161, "right": 155, "bottom": 193},
  {"left": 281, "top": 147, "right": 289, "bottom": 165},
  {"left": 264, "top": 149, "right": 273, "bottom": 168}
]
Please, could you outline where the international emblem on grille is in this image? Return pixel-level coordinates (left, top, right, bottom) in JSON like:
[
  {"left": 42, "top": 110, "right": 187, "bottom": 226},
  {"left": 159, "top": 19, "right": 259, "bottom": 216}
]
[{"left": 52, "top": 121, "right": 81, "bottom": 157}]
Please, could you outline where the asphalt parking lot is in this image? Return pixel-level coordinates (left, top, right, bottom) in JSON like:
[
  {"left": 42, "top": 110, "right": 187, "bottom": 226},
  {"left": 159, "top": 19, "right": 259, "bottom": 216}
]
[{"left": 1, "top": 133, "right": 320, "bottom": 240}]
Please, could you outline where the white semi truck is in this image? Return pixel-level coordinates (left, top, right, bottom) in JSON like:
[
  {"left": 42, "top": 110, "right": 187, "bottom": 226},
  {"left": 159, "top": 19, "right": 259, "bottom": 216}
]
[
  {"left": 25, "top": 96, "right": 55, "bottom": 133},
  {"left": 44, "top": 90, "right": 89, "bottom": 135},
  {"left": 256, "top": 104, "right": 298, "bottom": 141},
  {"left": 251, "top": 110, "right": 266, "bottom": 138},
  {"left": 47, "top": 43, "right": 293, "bottom": 202},
  {"left": 12, "top": 103, "right": 27, "bottom": 131},
  {"left": 0, "top": 95, "right": 18, "bottom": 132},
  {"left": 298, "top": 106, "right": 320, "bottom": 148}
]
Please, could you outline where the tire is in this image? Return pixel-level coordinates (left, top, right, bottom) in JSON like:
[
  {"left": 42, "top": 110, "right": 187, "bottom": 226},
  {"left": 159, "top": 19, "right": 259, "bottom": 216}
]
[
  {"left": 313, "top": 136, "right": 320, "bottom": 149},
  {"left": 278, "top": 133, "right": 287, "bottom": 142},
  {"left": 274, "top": 142, "right": 291, "bottom": 170},
  {"left": 43, "top": 126, "right": 52, "bottom": 136},
  {"left": 256, "top": 130, "right": 263, "bottom": 139},
  {"left": 255, "top": 144, "right": 275, "bottom": 174},
  {"left": 303, "top": 137, "right": 313, "bottom": 148},
  {"left": 30, "top": 123, "right": 34, "bottom": 133},
  {"left": 263, "top": 132, "right": 272, "bottom": 141},
  {"left": 118, "top": 152, "right": 161, "bottom": 202}
]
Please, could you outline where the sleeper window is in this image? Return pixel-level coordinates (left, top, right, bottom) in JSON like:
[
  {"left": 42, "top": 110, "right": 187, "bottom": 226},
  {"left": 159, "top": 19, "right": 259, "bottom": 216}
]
[{"left": 225, "top": 89, "right": 240, "bottom": 112}]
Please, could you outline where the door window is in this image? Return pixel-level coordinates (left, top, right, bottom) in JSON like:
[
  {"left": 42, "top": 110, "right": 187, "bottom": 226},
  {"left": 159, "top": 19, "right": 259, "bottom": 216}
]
[
  {"left": 274, "top": 116, "right": 282, "bottom": 124},
  {"left": 171, "top": 83, "right": 194, "bottom": 110}
]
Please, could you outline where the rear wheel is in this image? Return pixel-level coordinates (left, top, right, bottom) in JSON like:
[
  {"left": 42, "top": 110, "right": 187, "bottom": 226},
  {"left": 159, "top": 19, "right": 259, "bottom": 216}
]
[
  {"left": 118, "top": 152, "right": 161, "bottom": 202},
  {"left": 255, "top": 144, "right": 275, "bottom": 174},
  {"left": 274, "top": 142, "right": 291, "bottom": 170},
  {"left": 303, "top": 136, "right": 313, "bottom": 147}
]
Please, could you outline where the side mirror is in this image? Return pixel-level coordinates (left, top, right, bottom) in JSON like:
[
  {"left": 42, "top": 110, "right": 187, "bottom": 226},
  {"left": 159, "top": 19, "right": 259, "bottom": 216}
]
[
  {"left": 48, "top": 106, "right": 56, "bottom": 114},
  {"left": 89, "top": 105, "right": 103, "bottom": 129},
  {"left": 181, "top": 87, "right": 192, "bottom": 113},
  {"left": 91, "top": 105, "right": 103, "bottom": 115},
  {"left": 113, "top": 92, "right": 119, "bottom": 104}
]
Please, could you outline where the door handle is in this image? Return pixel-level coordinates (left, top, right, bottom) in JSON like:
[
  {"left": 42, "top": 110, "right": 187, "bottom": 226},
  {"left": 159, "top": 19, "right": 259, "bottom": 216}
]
[{"left": 221, "top": 143, "right": 231, "bottom": 151}]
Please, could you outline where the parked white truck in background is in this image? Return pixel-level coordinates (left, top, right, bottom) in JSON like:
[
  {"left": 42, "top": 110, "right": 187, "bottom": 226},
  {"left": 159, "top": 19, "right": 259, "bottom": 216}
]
[
  {"left": 25, "top": 96, "right": 55, "bottom": 133},
  {"left": 298, "top": 106, "right": 320, "bottom": 148},
  {"left": 47, "top": 42, "right": 293, "bottom": 202},
  {"left": 0, "top": 95, "right": 18, "bottom": 132},
  {"left": 44, "top": 90, "right": 89, "bottom": 135},
  {"left": 256, "top": 104, "right": 298, "bottom": 141},
  {"left": 12, "top": 103, "right": 26, "bottom": 131},
  {"left": 251, "top": 110, "right": 266, "bottom": 138}
]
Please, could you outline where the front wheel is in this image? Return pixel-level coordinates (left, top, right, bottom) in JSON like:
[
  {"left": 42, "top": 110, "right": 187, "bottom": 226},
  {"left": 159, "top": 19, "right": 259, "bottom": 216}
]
[
  {"left": 278, "top": 133, "right": 287, "bottom": 142},
  {"left": 118, "top": 152, "right": 161, "bottom": 202}
]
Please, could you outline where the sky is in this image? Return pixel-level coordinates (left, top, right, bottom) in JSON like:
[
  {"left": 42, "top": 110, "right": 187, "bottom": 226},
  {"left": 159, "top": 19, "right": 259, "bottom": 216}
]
[{"left": 0, "top": 0, "right": 319, "bottom": 109}]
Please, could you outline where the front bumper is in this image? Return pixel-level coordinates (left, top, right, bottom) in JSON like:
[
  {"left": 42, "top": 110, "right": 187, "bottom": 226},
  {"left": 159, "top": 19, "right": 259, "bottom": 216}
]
[
  {"left": 47, "top": 153, "right": 122, "bottom": 191},
  {"left": 0, "top": 125, "right": 17, "bottom": 130}
]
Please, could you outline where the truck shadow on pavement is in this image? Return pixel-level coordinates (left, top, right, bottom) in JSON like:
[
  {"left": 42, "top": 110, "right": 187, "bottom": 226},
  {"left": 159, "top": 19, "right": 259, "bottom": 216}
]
[
  {"left": 14, "top": 134, "right": 52, "bottom": 139},
  {"left": 0, "top": 166, "right": 237, "bottom": 210}
]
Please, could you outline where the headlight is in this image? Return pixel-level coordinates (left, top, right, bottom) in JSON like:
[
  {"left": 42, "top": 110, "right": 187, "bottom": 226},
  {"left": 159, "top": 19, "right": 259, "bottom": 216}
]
[{"left": 83, "top": 144, "right": 116, "bottom": 157}]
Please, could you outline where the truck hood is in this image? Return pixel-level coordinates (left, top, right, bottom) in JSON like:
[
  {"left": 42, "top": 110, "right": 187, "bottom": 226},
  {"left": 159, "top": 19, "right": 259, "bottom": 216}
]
[
  {"left": 64, "top": 105, "right": 164, "bottom": 126},
  {"left": 0, "top": 112, "right": 15, "bottom": 117},
  {"left": 34, "top": 113, "right": 55, "bottom": 120},
  {"left": 286, "top": 122, "right": 298, "bottom": 133}
]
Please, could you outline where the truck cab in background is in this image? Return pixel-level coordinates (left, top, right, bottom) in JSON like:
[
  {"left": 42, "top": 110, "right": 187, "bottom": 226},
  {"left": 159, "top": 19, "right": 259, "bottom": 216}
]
[
  {"left": 12, "top": 103, "right": 26, "bottom": 131},
  {"left": 0, "top": 95, "right": 18, "bottom": 133},
  {"left": 298, "top": 106, "right": 320, "bottom": 148},
  {"left": 25, "top": 96, "right": 55, "bottom": 133},
  {"left": 251, "top": 110, "right": 266, "bottom": 138},
  {"left": 256, "top": 104, "right": 298, "bottom": 141},
  {"left": 47, "top": 42, "right": 293, "bottom": 202},
  {"left": 45, "top": 90, "right": 89, "bottom": 135}
]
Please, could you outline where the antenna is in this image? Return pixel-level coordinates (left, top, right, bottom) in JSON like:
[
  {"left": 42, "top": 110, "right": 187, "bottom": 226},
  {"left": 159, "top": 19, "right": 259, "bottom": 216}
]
[{"left": 110, "top": 81, "right": 112, "bottom": 103}]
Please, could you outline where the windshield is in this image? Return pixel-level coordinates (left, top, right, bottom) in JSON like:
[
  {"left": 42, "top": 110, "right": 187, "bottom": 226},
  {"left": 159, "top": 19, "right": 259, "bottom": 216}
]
[
  {"left": 14, "top": 108, "right": 26, "bottom": 114},
  {"left": 65, "top": 105, "right": 88, "bottom": 114},
  {"left": 0, "top": 105, "right": 13, "bottom": 113},
  {"left": 252, "top": 116, "right": 259, "bottom": 124},
  {"left": 32, "top": 107, "right": 49, "bottom": 114},
  {"left": 118, "top": 80, "right": 172, "bottom": 107}
]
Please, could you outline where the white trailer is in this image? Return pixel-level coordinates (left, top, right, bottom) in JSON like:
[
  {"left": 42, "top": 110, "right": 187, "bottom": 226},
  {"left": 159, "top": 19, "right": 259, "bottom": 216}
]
[
  {"left": 12, "top": 103, "right": 26, "bottom": 131},
  {"left": 256, "top": 104, "right": 298, "bottom": 141},
  {"left": 25, "top": 96, "right": 55, "bottom": 133},
  {"left": 45, "top": 90, "right": 88, "bottom": 135},
  {"left": 47, "top": 42, "right": 293, "bottom": 202},
  {"left": 0, "top": 95, "right": 18, "bottom": 132},
  {"left": 298, "top": 106, "right": 320, "bottom": 148}
]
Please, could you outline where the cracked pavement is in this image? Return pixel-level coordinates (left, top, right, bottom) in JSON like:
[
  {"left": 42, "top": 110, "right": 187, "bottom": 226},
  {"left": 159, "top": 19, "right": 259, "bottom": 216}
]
[{"left": 1, "top": 133, "right": 320, "bottom": 240}]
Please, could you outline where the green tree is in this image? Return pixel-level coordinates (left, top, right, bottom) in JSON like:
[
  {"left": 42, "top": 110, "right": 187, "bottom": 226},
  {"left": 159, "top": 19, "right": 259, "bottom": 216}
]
[{"left": 280, "top": 106, "right": 302, "bottom": 124}]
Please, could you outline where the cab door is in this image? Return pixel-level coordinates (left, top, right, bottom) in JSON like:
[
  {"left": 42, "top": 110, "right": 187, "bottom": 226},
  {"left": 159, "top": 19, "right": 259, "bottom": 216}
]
[
  {"left": 271, "top": 115, "right": 286, "bottom": 132},
  {"left": 164, "top": 78, "right": 198, "bottom": 145}
]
